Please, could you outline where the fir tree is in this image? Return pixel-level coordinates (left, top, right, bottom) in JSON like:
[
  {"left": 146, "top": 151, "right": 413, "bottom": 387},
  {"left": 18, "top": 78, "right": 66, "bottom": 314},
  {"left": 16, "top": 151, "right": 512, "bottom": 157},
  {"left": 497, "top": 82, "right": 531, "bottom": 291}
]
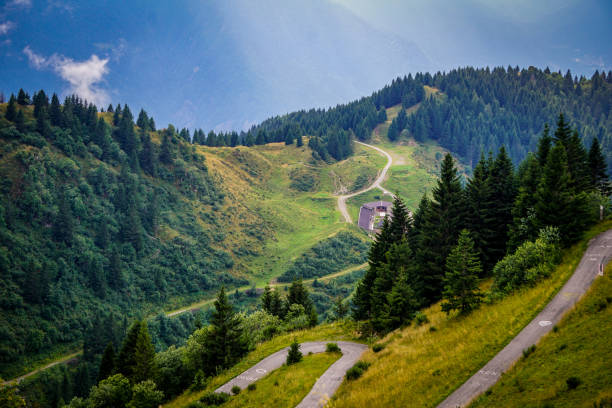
[
  {"left": 14, "top": 109, "right": 26, "bottom": 133},
  {"left": 53, "top": 190, "right": 74, "bottom": 246},
  {"left": 535, "top": 144, "right": 590, "bottom": 246},
  {"left": 418, "top": 153, "right": 466, "bottom": 302},
  {"left": 296, "top": 135, "right": 304, "bottom": 147},
  {"left": 553, "top": 113, "right": 572, "bottom": 147},
  {"left": 261, "top": 285, "right": 273, "bottom": 313},
  {"left": 17, "top": 88, "right": 30, "bottom": 105},
  {"left": 286, "top": 279, "right": 314, "bottom": 314},
  {"left": 132, "top": 322, "right": 157, "bottom": 383},
  {"left": 286, "top": 339, "right": 302, "bottom": 365},
  {"left": 5, "top": 94, "right": 17, "bottom": 122},
  {"left": 536, "top": 124, "right": 552, "bottom": 166},
  {"left": 588, "top": 138, "right": 611, "bottom": 196},
  {"left": 49, "top": 93, "right": 62, "bottom": 126},
  {"left": 465, "top": 153, "right": 493, "bottom": 272},
  {"left": 116, "top": 321, "right": 142, "bottom": 380},
  {"left": 159, "top": 132, "right": 174, "bottom": 165},
  {"left": 441, "top": 230, "right": 483, "bottom": 314},
  {"left": 508, "top": 153, "right": 541, "bottom": 249},
  {"left": 98, "top": 342, "right": 116, "bottom": 382},
  {"left": 139, "top": 130, "right": 157, "bottom": 177},
  {"left": 388, "top": 194, "right": 411, "bottom": 242},
  {"left": 203, "top": 287, "right": 248, "bottom": 373},
  {"left": 565, "top": 130, "right": 590, "bottom": 193},
  {"left": 136, "top": 109, "right": 149, "bottom": 130}
]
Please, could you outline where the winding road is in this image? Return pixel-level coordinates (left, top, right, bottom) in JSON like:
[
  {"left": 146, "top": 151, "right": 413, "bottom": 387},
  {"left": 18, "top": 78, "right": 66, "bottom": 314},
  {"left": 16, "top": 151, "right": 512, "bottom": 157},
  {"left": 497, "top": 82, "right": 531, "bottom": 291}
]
[
  {"left": 215, "top": 341, "right": 368, "bottom": 408},
  {"left": 337, "top": 142, "right": 393, "bottom": 223},
  {"left": 437, "top": 228, "right": 612, "bottom": 408}
]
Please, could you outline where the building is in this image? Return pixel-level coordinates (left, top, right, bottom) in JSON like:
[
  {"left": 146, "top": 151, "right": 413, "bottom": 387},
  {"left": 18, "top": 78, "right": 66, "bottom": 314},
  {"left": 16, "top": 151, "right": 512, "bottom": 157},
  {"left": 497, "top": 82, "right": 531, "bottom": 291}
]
[{"left": 358, "top": 201, "right": 393, "bottom": 232}]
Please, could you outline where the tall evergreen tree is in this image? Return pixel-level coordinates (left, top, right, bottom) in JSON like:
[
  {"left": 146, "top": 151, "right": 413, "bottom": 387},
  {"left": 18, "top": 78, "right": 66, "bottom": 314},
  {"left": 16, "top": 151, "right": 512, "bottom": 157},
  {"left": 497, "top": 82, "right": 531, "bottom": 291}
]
[
  {"left": 159, "top": 131, "right": 174, "bottom": 165},
  {"left": 418, "top": 153, "right": 466, "bottom": 302},
  {"left": 483, "top": 146, "right": 515, "bottom": 270},
  {"left": 53, "top": 190, "right": 74, "bottom": 246},
  {"left": 98, "top": 342, "right": 116, "bottom": 382},
  {"left": 203, "top": 287, "right": 248, "bottom": 373},
  {"left": 536, "top": 124, "right": 552, "bottom": 166},
  {"left": 535, "top": 144, "right": 590, "bottom": 246},
  {"left": 286, "top": 279, "right": 314, "bottom": 314},
  {"left": 388, "top": 194, "right": 411, "bottom": 242},
  {"left": 564, "top": 130, "right": 590, "bottom": 193},
  {"left": 441, "top": 230, "right": 483, "bottom": 314},
  {"left": 508, "top": 153, "right": 541, "bottom": 249},
  {"left": 5, "top": 94, "right": 17, "bottom": 122},
  {"left": 588, "top": 138, "right": 611, "bottom": 196},
  {"left": 465, "top": 153, "right": 493, "bottom": 273},
  {"left": 132, "top": 322, "right": 157, "bottom": 383},
  {"left": 116, "top": 321, "right": 142, "bottom": 380}
]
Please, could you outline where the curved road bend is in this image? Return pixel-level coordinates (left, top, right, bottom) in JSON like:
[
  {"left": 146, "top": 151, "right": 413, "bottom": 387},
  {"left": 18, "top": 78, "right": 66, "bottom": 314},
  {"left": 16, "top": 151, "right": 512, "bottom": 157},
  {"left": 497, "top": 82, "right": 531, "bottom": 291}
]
[
  {"left": 337, "top": 142, "right": 393, "bottom": 224},
  {"left": 437, "top": 228, "right": 612, "bottom": 408},
  {"left": 215, "top": 341, "right": 368, "bottom": 408}
]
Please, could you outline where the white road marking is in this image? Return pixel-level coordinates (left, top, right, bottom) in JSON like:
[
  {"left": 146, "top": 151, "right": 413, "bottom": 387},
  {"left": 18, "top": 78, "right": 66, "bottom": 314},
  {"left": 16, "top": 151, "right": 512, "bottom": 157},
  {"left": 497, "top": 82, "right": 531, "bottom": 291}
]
[
  {"left": 256, "top": 368, "right": 267, "bottom": 374},
  {"left": 538, "top": 320, "right": 552, "bottom": 327}
]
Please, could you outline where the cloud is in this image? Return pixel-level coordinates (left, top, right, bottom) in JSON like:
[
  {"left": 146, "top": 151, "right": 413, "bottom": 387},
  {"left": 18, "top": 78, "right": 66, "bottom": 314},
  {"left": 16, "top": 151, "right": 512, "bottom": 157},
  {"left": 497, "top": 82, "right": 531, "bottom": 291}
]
[
  {"left": 0, "top": 21, "right": 15, "bottom": 35},
  {"left": 8, "top": 0, "right": 31, "bottom": 7},
  {"left": 23, "top": 46, "right": 110, "bottom": 106},
  {"left": 94, "top": 38, "right": 127, "bottom": 61}
]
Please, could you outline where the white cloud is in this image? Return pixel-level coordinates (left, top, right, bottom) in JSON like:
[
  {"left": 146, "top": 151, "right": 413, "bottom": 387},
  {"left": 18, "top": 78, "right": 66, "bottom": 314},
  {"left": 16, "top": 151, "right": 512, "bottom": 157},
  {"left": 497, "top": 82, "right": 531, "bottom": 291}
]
[
  {"left": 0, "top": 21, "right": 15, "bottom": 35},
  {"left": 9, "top": 0, "right": 31, "bottom": 7},
  {"left": 23, "top": 46, "right": 110, "bottom": 106}
]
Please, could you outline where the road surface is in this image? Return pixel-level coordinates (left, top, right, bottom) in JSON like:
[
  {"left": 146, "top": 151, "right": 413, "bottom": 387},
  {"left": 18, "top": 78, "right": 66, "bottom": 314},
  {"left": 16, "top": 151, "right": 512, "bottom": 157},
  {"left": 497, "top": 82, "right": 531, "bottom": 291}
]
[
  {"left": 437, "top": 228, "right": 612, "bottom": 408},
  {"left": 2, "top": 351, "right": 81, "bottom": 386},
  {"left": 215, "top": 341, "right": 368, "bottom": 408},
  {"left": 337, "top": 142, "right": 393, "bottom": 224}
]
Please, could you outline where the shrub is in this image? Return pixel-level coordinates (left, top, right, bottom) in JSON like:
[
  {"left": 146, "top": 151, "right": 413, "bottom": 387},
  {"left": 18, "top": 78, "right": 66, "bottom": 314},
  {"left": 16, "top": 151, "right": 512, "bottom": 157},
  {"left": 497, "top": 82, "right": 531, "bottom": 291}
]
[
  {"left": 566, "top": 376, "right": 582, "bottom": 390},
  {"left": 372, "top": 344, "right": 385, "bottom": 353},
  {"left": 286, "top": 339, "right": 303, "bottom": 365},
  {"left": 346, "top": 361, "right": 371, "bottom": 380},
  {"left": 414, "top": 312, "right": 429, "bottom": 326},
  {"left": 522, "top": 345, "right": 536, "bottom": 359},
  {"left": 326, "top": 343, "right": 341, "bottom": 353},
  {"left": 493, "top": 228, "right": 561, "bottom": 294},
  {"left": 247, "top": 383, "right": 256, "bottom": 391},
  {"left": 199, "top": 392, "right": 230, "bottom": 405},
  {"left": 231, "top": 385, "right": 241, "bottom": 395}
]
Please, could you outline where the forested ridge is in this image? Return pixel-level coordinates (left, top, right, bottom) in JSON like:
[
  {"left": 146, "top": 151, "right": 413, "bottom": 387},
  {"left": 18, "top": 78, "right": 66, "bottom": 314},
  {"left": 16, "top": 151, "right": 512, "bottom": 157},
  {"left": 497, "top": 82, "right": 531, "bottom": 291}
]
[{"left": 0, "top": 91, "right": 253, "bottom": 379}]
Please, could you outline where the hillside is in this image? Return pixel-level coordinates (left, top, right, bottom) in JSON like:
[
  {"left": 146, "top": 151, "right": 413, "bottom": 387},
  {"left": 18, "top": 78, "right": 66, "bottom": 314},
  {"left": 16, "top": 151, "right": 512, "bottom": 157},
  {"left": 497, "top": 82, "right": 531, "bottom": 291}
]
[{"left": 0, "top": 97, "right": 382, "bottom": 380}]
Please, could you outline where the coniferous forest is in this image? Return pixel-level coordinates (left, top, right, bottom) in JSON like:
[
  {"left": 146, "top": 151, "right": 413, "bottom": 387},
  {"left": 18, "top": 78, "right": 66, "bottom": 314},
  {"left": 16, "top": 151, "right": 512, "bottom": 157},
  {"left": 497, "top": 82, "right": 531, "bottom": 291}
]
[{"left": 0, "top": 65, "right": 611, "bottom": 407}]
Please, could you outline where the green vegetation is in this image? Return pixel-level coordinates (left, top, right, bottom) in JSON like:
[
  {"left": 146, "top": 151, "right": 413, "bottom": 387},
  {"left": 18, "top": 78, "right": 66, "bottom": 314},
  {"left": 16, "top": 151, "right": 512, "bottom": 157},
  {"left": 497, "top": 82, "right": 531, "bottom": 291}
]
[
  {"left": 470, "top": 262, "right": 612, "bottom": 408},
  {"left": 331, "top": 221, "right": 612, "bottom": 407},
  {"left": 222, "top": 352, "right": 340, "bottom": 408},
  {"left": 277, "top": 231, "right": 369, "bottom": 282}
]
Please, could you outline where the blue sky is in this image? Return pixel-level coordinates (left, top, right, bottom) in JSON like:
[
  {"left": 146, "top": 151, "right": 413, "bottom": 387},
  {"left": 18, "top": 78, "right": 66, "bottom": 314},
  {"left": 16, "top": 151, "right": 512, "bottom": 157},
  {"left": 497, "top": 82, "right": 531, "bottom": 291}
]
[{"left": 1, "top": 0, "right": 611, "bottom": 131}]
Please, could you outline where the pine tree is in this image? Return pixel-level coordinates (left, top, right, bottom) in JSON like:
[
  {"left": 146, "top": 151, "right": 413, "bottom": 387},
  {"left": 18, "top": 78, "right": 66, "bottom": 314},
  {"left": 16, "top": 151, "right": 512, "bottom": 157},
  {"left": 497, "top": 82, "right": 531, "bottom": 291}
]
[
  {"left": 116, "top": 321, "right": 142, "bottom": 380},
  {"left": 536, "top": 124, "right": 552, "bottom": 166},
  {"left": 5, "top": 94, "right": 17, "bottom": 122},
  {"left": 53, "top": 190, "right": 74, "bottom": 246},
  {"left": 535, "top": 144, "right": 590, "bottom": 246},
  {"left": 286, "top": 339, "right": 302, "bottom": 365},
  {"left": 465, "top": 153, "right": 493, "bottom": 272},
  {"left": 588, "top": 138, "right": 611, "bottom": 196},
  {"left": 14, "top": 109, "right": 26, "bottom": 133},
  {"left": 296, "top": 135, "right": 304, "bottom": 147},
  {"left": 139, "top": 130, "right": 157, "bottom": 176},
  {"left": 203, "top": 287, "right": 248, "bottom": 373},
  {"left": 565, "top": 130, "right": 590, "bottom": 193},
  {"left": 136, "top": 109, "right": 149, "bottom": 130},
  {"left": 17, "top": 88, "right": 30, "bottom": 105},
  {"left": 508, "top": 153, "right": 541, "bottom": 249},
  {"left": 484, "top": 146, "right": 516, "bottom": 270},
  {"left": 108, "top": 247, "right": 124, "bottom": 290},
  {"left": 261, "top": 285, "right": 273, "bottom": 313},
  {"left": 385, "top": 269, "right": 418, "bottom": 329},
  {"left": 159, "top": 132, "right": 174, "bottom": 165},
  {"left": 418, "top": 153, "right": 466, "bottom": 302},
  {"left": 388, "top": 194, "right": 411, "bottom": 242},
  {"left": 132, "top": 322, "right": 157, "bottom": 383},
  {"left": 286, "top": 279, "right": 314, "bottom": 314},
  {"left": 441, "top": 230, "right": 483, "bottom": 314},
  {"left": 553, "top": 113, "right": 572, "bottom": 147},
  {"left": 98, "top": 342, "right": 116, "bottom": 382},
  {"left": 49, "top": 93, "right": 62, "bottom": 126}
]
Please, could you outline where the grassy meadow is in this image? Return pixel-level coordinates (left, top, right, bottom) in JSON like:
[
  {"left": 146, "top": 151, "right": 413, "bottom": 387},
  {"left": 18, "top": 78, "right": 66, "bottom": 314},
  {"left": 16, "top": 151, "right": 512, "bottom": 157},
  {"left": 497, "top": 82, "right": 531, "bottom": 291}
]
[{"left": 328, "top": 221, "right": 612, "bottom": 408}]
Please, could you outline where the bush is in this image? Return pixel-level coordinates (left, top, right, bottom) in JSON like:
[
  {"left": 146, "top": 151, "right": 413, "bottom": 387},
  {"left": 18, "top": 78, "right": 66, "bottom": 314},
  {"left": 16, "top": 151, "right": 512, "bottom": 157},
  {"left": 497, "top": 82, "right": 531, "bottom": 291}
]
[
  {"left": 414, "top": 312, "right": 429, "bottom": 326},
  {"left": 346, "top": 361, "right": 371, "bottom": 380},
  {"left": 286, "top": 339, "right": 303, "bottom": 365},
  {"left": 231, "top": 385, "right": 241, "bottom": 395},
  {"left": 522, "top": 345, "right": 536, "bottom": 359},
  {"left": 247, "top": 383, "right": 256, "bottom": 391},
  {"left": 372, "top": 344, "right": 385, "bottom": 353},
  {"left": 326, "top": 343, "right": 341, "bottom": 353},
  {"left": 199, "top": 392, "right": 230, "bottom": 405},
  {"left": 566, "top": 376, "right": 582, "bottom": 390},
  {"left": 493, "top": 227, "right": 560, "bottom": 294}
]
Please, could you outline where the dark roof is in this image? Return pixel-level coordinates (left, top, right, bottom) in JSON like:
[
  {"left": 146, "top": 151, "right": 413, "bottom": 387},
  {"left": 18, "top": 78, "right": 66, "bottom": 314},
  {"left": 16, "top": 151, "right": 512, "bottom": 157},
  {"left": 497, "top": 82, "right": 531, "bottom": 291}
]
[{"left": 362, "top": 201, "right": 393, "bottom": 210}]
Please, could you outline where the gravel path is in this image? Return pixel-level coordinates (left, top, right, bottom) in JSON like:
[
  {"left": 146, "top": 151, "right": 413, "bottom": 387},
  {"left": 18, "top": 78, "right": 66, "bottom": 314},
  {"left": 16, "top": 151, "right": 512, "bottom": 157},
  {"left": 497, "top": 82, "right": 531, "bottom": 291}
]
[
  {"left": 215, "top": 341, "right": 368, "bottom": 408},
  {"left": 337, "top": 142, "right": 393, "bottom": 223},
  {"left": 437, "top": 228, "right": 612, "bottom": 408}
]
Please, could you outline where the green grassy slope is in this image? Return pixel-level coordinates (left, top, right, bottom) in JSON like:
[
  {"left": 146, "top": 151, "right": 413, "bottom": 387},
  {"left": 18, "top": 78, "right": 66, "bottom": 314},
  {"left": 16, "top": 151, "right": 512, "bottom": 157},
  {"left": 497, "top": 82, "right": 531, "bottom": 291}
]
[
  {"left": 469, "top": 263, "right": 612, "bottom": 408},
  {"left": 329, "top": 221, "right": 612, "bottom": 408}
]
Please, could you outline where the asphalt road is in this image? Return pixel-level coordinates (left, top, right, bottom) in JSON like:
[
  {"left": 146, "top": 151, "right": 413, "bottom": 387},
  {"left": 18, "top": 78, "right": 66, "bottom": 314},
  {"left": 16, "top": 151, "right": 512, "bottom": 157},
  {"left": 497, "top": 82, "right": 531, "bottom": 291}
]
[
  {"left": 337, "top": 142, "right": 393, "bottom": 223},
  {"left": 437, "top": 228, "right": 612, "bottom": 408},
  {"left": 215, "top": 341, "right": 368, "bottom": 408}
]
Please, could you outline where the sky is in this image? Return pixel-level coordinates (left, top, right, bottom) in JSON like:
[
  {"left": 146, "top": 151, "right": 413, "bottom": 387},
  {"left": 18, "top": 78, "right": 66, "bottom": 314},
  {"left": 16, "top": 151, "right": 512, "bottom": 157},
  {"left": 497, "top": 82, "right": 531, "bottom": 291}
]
[{"left": 1, "top": 0, "right": 611, "bottom": 132}]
